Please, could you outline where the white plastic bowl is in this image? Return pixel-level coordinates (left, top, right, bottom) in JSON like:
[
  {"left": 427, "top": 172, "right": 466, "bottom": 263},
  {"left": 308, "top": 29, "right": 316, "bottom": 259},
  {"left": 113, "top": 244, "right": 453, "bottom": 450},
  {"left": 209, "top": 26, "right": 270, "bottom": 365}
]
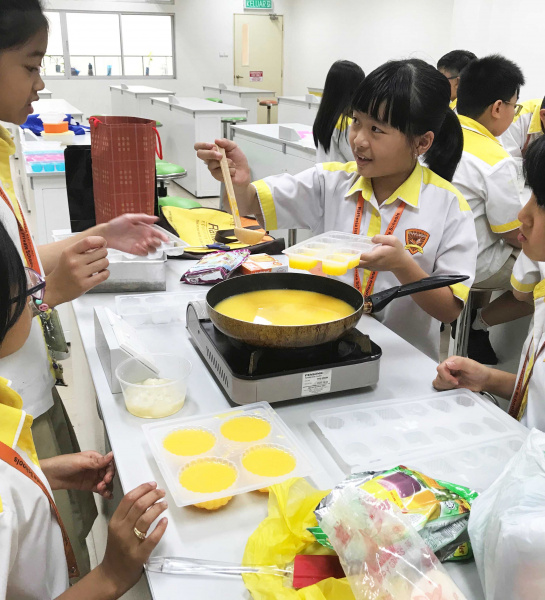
[{"left": 116, "top": 353, "right": 191, "bottom": 418}]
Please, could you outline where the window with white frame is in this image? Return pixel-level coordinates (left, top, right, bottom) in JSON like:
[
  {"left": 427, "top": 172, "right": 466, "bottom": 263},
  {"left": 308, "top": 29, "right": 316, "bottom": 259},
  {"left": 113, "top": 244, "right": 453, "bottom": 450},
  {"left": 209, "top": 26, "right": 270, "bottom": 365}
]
[{"left": 42, "top": 11, "right": 174, "bottom": 78}]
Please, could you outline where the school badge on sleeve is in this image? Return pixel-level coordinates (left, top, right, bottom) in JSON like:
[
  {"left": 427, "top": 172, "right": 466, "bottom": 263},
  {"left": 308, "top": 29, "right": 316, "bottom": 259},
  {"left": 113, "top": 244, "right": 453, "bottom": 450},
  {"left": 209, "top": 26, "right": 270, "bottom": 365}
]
[{"left": 405, "top": 229, "right": 430, "bottom": 255}]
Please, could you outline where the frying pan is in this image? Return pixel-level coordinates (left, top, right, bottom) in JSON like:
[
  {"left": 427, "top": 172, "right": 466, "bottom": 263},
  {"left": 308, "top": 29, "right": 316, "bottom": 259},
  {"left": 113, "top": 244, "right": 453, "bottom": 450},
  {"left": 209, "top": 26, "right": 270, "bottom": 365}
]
[{"left": 206, "top": 272, "right": 468, "bottom": 349}]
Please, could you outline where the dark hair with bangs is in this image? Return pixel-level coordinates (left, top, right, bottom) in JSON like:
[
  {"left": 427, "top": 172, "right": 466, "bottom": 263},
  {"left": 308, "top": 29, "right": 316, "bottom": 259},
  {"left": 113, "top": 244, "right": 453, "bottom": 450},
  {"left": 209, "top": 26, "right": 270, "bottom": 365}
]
[
  {"left": 524, "top": 136, "right": 545, "bottom": 208},
  {"left": 457, "top": 55, "right": 525, "bottom": 120},
  {"left": 0, "top": 0, "right": 48, "bottom": 52},
  {"left": 352, "top": 58, "right": 463, "bottom": 181},
  {"left": 0, "top": 220, "right": 28, "bottom": 346},
  {"left": 437, "top": 50, "right": 477, "bottom": 76},
  {"left": 313, "top": 60, "right": 365, "bottom": 154}
]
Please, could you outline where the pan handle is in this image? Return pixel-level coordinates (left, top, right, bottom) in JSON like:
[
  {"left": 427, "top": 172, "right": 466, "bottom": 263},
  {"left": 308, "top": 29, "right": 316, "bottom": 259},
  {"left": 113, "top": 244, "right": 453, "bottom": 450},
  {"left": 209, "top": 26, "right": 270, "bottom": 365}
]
[{"left": 363, "top": 274, "right": 469, "bottom": 314}]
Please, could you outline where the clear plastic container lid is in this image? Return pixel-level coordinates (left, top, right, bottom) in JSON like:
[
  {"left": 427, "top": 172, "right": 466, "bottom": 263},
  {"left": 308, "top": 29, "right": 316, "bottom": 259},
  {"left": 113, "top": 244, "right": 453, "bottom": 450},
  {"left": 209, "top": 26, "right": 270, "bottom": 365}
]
[
  {"left": 283, "top": 231, "right": 377, "bottom": 273},
  {"left": 40, "top": 112, "right": 66, "bottom": 124},
  {"left": 312, "top": 390, "right": 528, "bottom": 490}
]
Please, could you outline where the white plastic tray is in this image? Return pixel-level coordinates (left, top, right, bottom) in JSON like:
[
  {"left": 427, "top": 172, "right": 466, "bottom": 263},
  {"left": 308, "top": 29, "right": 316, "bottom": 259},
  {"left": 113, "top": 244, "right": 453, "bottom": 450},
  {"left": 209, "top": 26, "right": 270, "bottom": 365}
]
[
  {"left": 143, "top": 402, "right": 314, "bottom": 507},
  {"left": 282, "top": 231, "right": 376, "bottom": 275},
  {"left": 115, "top": 291, "right": 206, "bottom": 326},
  {"left": 312, "top": 390, "right": 528, "bottom": 490}
]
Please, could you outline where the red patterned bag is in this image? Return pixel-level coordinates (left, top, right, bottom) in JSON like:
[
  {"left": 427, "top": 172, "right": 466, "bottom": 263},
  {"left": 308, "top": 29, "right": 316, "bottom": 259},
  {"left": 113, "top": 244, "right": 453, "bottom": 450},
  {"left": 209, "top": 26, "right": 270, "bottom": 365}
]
[{"left": 89, "top": 116, "right": 162, "bottom": 223}]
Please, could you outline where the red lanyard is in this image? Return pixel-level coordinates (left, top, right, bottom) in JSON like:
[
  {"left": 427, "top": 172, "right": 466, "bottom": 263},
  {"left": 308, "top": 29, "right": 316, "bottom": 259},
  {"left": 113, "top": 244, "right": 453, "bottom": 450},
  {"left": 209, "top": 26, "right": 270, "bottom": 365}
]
[
  {"left": 353, "top": 192, "right": 405, "bottom": 294},
  {"left": 0, "top": 440, "right": 79, "bottom": 578},
  {"left": 0, "top": 186, "right": 42, "bottom": 274},
  {"left": 508, "top": 340, "right": 545, "bottom": 421}
]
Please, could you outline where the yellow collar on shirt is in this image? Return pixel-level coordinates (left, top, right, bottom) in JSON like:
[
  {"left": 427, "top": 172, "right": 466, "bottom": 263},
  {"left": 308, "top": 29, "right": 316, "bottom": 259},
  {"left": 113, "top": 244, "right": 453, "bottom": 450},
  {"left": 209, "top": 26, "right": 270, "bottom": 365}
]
[
  {"left": 346, "top": 161, "right": 422, "bottom": 208},
  {"left": 458, "top": 114, "right": 499, "bottom": 143},
  {"left": 450, "top": 98, "right": 457, "bottom": 110},
  {"left": 0, "top": 377, "right": 39, "bottom": 466},
  {"left": 0, "top": 125, "right": 16, "bottom": 158},
  {"left": 533, "top": 278, "right": 545, "bottom": 301},
  {"left": 527, "top": 101, "right": 544, "bottom": 135}
]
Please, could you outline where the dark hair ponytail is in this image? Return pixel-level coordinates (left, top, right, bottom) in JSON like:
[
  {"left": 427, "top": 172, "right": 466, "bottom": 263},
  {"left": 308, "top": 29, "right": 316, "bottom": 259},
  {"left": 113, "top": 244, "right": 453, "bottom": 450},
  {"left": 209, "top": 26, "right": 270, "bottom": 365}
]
[
  {"left": 0, "top": 0, "right": 48, "bottom": 52},
  {"left": 352, "top": 58, "right": 463, "bottom": 181},
  {"left": 0, "top": 220, "right": 27, "bottom": 346},
  {"left": 424, "top": 109, "right": 463, "bottom": 182},
  {"left": 313, "top": 60, "right": 365, "bottom": 153}
]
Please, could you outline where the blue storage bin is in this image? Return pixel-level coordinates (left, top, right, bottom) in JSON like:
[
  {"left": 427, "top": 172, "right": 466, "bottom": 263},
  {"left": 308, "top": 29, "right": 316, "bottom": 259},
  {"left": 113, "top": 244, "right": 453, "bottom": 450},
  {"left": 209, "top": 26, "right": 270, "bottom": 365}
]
[
  {"left": 31, "top": 163, "right": 43, "bottom": 172},
  {"left": 55, "top": 162, "right": 65, "bottom": 172},
  {"left": 44, "top": 163, "right": 55, "bottom": 172}
]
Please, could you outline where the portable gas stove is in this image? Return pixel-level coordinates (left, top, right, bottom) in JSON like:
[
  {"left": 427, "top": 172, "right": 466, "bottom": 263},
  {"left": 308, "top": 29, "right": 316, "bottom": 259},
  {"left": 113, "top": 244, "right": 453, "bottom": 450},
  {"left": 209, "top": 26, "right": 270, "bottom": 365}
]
[{"left": 186, "top": 301, "right": 382, "bottom": 405}]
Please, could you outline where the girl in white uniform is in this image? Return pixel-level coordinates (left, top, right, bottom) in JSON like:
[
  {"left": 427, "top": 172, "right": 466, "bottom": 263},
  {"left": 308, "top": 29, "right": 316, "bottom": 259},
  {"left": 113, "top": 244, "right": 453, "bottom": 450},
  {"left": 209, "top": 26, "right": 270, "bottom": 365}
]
[
  {"left": 313, "top": 60, "right": 365, "bottom": 164},
  {"left": 0, "top": 220, "right": 168, "bottom": 599},
  {"left": 196, "top": 59, "right": 478, "bottom": 360},
  {"left": 434, "top": 136, "right": 545, "bottom": 430}
]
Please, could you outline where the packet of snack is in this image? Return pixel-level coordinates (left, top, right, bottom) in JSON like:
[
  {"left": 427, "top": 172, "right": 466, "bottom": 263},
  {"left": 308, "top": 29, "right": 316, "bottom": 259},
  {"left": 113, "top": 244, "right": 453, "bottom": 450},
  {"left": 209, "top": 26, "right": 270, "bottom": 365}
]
[
  {"left": 316, "top": 485, "right": 468, "bottom": 600},
  {"left": 239, "top": 253, "right": 287, "bottom": 275},
  {"left": 311, "top": 466, "right": 478, "bottom": 562},
  {"left": 180, "top": 249, "right": 251, "bottom": 285}
]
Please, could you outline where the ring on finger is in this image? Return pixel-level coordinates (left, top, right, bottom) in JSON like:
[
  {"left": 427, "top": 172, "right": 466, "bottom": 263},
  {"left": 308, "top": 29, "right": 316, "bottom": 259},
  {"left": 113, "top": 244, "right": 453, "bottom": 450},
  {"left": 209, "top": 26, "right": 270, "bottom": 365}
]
[{"left": 133, "top": 526, "right": 146, "bottom": 541}]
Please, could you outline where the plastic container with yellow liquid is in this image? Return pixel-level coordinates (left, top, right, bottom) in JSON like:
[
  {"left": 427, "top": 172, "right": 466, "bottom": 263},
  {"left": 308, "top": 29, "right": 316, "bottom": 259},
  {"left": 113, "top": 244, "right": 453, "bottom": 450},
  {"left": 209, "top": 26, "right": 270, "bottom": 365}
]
[
  {"left": 142, "top": 402, "right": 313, "bottom": 508},
  {"left": 284, "top": 231, "right": 377, "bottom": 274}
]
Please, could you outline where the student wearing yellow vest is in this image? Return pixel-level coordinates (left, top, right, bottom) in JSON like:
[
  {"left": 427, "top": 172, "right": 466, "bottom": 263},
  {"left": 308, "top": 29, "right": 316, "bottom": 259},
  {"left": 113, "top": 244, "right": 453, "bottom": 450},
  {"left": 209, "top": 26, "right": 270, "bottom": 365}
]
[
  {"left": 0, "top": 220, "right": 168, "bottom": 598},
  {"left": 434, "top": 136, "right": 545, "bottom": 431},
  {"left": 313, "top": 60, "right": 365, "bottom": 164},
  {"left": 452, "top": 55, "right": 532, "bottom": 365},
  {"left": 437, "top": 50, "right": 477, "bottom": 111},
  {"left": 500, "top": 97, "right": 545, "bottom": 159},
  {"left": 196, "top": 59, "right": 478, "bottom": 361},
  {"left": 0, "top": 0, "right": 167, "bottom": 575}
]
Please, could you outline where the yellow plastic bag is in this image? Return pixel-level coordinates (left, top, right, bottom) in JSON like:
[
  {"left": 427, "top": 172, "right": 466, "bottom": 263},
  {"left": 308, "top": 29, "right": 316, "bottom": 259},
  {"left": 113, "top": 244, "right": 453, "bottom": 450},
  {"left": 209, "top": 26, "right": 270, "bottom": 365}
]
[
  {"left": 242, "top": 478, "right": 354, "bottom": 600},
  {"left": 161, "top": 206, "right": 273, "bottom": 253}
]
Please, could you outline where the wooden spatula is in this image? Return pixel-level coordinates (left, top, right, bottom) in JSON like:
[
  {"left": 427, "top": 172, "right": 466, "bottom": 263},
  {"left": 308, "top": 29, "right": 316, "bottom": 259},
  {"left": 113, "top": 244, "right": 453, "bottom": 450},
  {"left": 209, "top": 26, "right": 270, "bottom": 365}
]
[{"left": 217, "top": 146, "right": 265, "bottom": 246}]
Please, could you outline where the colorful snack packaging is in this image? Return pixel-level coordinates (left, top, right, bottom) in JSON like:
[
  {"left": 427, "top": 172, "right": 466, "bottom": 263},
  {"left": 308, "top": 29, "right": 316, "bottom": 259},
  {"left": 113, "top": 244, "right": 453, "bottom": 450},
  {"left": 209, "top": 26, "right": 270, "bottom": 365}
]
[
  {"left": 180, "top": 249, "right": 250, "bottom": 285},
  {"left": 239, "top": 253, "right": 288, "bottom": 275},
  {"left": 311, "top": 466, "right": 478, "bottom": 562},
  {"left": 316, "top": 485, "right": 468, "bottom": 600}
]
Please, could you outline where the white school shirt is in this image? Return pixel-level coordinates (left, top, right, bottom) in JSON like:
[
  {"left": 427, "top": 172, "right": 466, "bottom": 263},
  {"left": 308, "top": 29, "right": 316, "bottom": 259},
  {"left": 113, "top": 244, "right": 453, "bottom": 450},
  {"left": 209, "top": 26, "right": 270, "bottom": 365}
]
[
  {"left": 252, "top": 161, "right": 477, "bottom": 360},
  {"left": 512, "top": 279, "right": 545, "bottom": 431},
  {"left": 452, "top": 115, "right": 522, "bottom": 284},
  {"left": 511, "top": 250, "right": 545, "bottom": 295},
  {"left": 500, "top": 99, "right": 543, "bottom": 159},
  {"left": 315, "top": 116, "right": 354, "bottom": 164},
  {"left": 0, "top": 127, "right": 54, "bottom": 418},
  {"left": 0, "top": 378, "right": 68, "bottom": 599}
]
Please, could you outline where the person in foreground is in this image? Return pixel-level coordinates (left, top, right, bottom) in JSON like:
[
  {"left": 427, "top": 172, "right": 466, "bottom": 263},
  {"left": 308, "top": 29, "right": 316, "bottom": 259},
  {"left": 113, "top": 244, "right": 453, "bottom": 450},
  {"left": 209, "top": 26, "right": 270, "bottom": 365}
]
[
  {"left": 434, "top": 136, "right": 545, "bottom": 431},
  {"left": 0, "top": 220, "right": 168, "bottom": 599}
]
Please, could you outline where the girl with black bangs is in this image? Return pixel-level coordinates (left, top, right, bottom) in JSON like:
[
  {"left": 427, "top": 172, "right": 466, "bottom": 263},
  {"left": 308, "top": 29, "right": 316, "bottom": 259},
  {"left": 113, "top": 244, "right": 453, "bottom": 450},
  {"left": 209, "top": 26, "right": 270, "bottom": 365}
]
[
  {"left": 196, "top": 58, "right": 478, "bottom": 360},
  {"left": 435, "top": 136, "right": 545, "bottom": 431},
  {"left": 313, "top": 60, "right": 365, "bottom": 163},
  {"left": 0, "top": 220, "right": 168, "bottom": 599}
]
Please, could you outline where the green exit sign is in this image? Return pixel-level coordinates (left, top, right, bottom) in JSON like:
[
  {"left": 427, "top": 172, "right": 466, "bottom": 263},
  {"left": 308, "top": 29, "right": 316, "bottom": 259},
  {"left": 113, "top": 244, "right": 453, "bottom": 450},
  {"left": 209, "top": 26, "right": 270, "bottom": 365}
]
[{"left": 245, "top": 0, "right": 272, "bottom": 9}]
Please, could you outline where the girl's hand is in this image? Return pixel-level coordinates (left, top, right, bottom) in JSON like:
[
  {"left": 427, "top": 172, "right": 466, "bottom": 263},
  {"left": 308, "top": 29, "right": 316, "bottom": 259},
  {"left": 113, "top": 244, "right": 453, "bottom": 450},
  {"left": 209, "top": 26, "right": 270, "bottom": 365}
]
[
  {"left": 99, "top": 482, "right": 168, "bottom": 596},
  {"left": 41, "top": 451, "right": 115, "bottom": 498},
  {"left": 102, "top": 214, "right": 168, "bottom": 256},
  {"left": 194, "top": 138, "right": 252, "bottom": 186},
  {"left": 433, "top": 356, "right": 491, "bottom": 392},
  {"left": 359, "top": 234, "right": 410, "bottom": 272}
]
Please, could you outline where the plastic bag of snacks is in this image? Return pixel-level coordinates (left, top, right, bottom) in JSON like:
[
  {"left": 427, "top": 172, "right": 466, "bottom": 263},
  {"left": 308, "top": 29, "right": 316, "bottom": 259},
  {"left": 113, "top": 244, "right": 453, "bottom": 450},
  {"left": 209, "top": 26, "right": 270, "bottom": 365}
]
[
  {"left": 310, "top": 466, "right": 477, "bottom": 563},
  {"left": 316, "top": 485, "right": 467, "bottom": 600},
  {"left": 180, "top": 249, "right": 250, "bottom": 285}
]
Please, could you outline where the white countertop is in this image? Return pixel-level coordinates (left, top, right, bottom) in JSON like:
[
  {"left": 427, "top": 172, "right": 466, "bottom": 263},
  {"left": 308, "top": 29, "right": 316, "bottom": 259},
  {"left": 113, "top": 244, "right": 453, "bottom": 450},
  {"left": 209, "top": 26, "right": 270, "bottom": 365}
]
[
  {"left": 232, "top": 122, "right": 316, "bottom": 152},
  {"left": 38, "top": 88, "right": 52, "bottom": 97},
  {"left": 110, "top": 85, "right": 175, "bottom": 97},
  {"left": 30, "top": 98, "right": 83, "bottom": 118},
  {"left": 203, "top": 84, "right": 275, "bottom": 95},
  {"left": 71, "top": 258, "right": 485, "bottom": 600},
  {"left": 150, "top": 96, "right": 249, "bottom": 114},
  {"left": 278, "top": 95, "right": 321, "bottom": 105}
]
